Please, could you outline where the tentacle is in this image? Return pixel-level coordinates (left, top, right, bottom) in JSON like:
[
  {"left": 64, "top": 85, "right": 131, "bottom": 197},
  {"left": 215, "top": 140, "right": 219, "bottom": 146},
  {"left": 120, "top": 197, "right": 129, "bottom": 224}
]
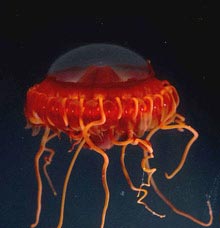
[
  {"left": 40, "top": 132, "right": 58, "bottom": 196},
  {"left": 57, "top": 139, "right": 85, "bottom": 228},
  {"left": 79, "top": 96, "right": 109, "bottom": 228},
  {"left": 86, "top": 141, "right": 110, "bottom": 228},
  {"left": 120, "top": 144, "right": 165, "bottom": 218},
  {"left": 135, "top": 128, "right": 160, "bottom": 191},
  {"left": 30, "top": 127, "right": 50, "bottom": 228},
  {"left": 145, "top": 159, "right": 213, "bottom": 226},
  {"left": 134, "top": 138, "right": 156, "bottom": 187},
  {"left": 43, "top": 147, "right": 57, "bottom": 196},
  {"left": 161, "top": 115, "right": 199, "bottom": 179},
  {"left": 142, "top": 112, "right": 213, "bottom": 226}
]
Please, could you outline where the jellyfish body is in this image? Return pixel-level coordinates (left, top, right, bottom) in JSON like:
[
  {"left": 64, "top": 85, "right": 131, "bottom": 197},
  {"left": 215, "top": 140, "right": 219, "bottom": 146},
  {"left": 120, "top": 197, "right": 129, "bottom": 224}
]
[{"left": 25, "top": 44, "right": 213, "bottom": 227}]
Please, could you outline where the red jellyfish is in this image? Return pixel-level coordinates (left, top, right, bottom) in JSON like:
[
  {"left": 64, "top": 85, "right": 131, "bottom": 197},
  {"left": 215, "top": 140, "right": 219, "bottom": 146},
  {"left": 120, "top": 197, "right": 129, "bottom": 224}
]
[{"left": 25, "top": 44, "right": 213, "bottom": 227}]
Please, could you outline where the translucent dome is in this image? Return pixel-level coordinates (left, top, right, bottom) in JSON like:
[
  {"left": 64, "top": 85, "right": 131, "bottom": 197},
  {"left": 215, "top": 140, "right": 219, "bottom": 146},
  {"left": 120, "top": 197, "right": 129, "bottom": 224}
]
[{"left": 48, "top": 44, "right": 151, "bottom": 83}]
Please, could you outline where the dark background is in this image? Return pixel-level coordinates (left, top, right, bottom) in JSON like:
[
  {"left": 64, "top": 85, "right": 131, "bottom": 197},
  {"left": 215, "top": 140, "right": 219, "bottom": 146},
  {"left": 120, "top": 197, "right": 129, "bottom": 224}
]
[{"left": 1, "top": 5, "right": 219, "bottom": 228}]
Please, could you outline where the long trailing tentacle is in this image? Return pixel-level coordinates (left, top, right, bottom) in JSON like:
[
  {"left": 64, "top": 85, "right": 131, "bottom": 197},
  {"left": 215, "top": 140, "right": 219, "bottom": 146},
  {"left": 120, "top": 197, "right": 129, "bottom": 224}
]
[
  {"left": 57, "top": 139, "right": 85, "bottom": 228},
  {"left": 140, "top": 112, "right": 213, "bottom": 226},
  {"left": 145, "top": 159, "right": 213, "bottom": 226},
  {"left": 145, "top": 113, "right": 198, "bottom": 180},
  {"left": 136, "top": 126, "right": 160, "bottom": 191},
  {"left": 41, "top": 132, "right": 58, "bottom": 196},
  {"left": 86, "top": 141, "right": 110, "bottom": 228},
  {"left": 120, "top": 144, "right": 165, "bottom": 218},
  {"left": 79, "top": 96, "right": 110, "bottom": 228},
  {"left": 161, "top": 114, "right": 199, "bottom": 179},
  {"left": 30, "top": 127, "right": 50, "bottom": 228},
  {"left": 43, "top": 147, "right": 57, "bottom": 196}
]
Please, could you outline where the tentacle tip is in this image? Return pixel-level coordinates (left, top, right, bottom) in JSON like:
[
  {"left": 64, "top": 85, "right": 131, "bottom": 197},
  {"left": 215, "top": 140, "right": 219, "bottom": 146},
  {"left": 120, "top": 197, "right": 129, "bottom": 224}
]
[
  {"left": 147, "top": 208, "right": 166, "bottom": 218},
  {"left": 152, "top": 211, "right": 161, "bottom": 217},
  {"left": 165, "top": 172, "right": 172, "bottom": 179},
  {"left": 159, "top": 214, "right": 166, "bottom": 219},
  {"left": 53, "top": 191, "right": 58, "bottom": 196}
]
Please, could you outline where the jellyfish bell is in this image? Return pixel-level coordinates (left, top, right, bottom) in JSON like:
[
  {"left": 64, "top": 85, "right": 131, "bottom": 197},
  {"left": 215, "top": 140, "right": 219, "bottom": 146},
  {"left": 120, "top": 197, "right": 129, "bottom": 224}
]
[{"left": 26, "top": 44, "right": 159, "bottom": 150}]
